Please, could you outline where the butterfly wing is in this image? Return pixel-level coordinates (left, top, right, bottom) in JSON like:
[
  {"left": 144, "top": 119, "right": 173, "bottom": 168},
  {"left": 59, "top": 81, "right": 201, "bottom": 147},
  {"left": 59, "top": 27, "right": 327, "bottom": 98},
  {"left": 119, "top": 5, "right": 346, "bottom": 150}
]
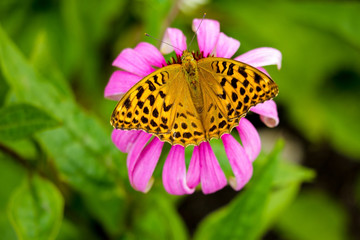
[
  {"left": 111, "top": 64, "right": 205, "bottom": 146},
  {"left": 157, "top": 82, "right": 206, "bottom": 146},
  {"left": 111, "top": 65, "right": 182, "bottom": 135},
  {"left": 197, "top": 57, "right": 278, "bottom": 140}
]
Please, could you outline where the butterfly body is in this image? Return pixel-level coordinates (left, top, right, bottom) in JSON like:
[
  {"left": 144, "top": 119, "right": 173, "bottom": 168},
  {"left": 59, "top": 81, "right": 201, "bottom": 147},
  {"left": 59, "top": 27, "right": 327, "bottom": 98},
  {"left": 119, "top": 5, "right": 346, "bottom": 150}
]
[
  {"left": 182, "top": 51, "right": 204, "bottom": 114},
  {"left": 111, "top": 50, "right": 278, "bottom": 147}
]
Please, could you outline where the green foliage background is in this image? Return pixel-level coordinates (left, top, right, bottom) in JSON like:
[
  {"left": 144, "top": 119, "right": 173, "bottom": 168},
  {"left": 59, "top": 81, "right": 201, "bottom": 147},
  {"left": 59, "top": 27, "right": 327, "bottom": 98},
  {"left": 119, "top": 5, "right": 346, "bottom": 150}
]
[{"left": 0, "top": 0, "right": 359, "bottom": 239}]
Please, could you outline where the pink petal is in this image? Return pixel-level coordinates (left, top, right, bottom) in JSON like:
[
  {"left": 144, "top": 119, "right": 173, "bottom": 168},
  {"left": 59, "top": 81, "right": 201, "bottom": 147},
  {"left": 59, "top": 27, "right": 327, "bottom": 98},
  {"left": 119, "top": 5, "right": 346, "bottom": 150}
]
[
  {"left": 126, "top": 131, "right": 152, "bottom": 183},
  {"left": 251, "top": 99, "right": 279, "bottom": 128},
  {"left": 216, "top": 32, "right": 240, "bottom": 58},
  {"left": 131, "top": 137, "right": 164, "bottom": 193},
  {"left": 160, "top": 28, "right": 187, "bottom": 55},
  {"left": 193, "top": 19, "right": 220, "bottom": 57},
  {"left": 113, "top": 48, "right": 155, "bottom": 77},
  {"left": 221, "top": 134, "right": 253, "bottom": 190},
  {"left": 236, "top": 118, "right": 261, "bottom": 162},
  {"left": 234, "top": 47, "right": 282, "bottom": 69},
  {"left": 104, "top": 70, "right": 141, "bottom": 100},
  {"left": 134, "top": 42, "right": 166, "bottom": 68},
  {"left": 163, "top": 145, "right": 195, "bottom": 195},
  {"left": 199, "top": 142, "right": 227, "bottom": 194},
  {"left": 257, "top": 67, "right": 270, "bottom": 76},
  {"left": 111, "top": 129, "right": 140, "bottom": 153},
  {"left": 186, "top": 146, "right": 201, "bottom": 188}
]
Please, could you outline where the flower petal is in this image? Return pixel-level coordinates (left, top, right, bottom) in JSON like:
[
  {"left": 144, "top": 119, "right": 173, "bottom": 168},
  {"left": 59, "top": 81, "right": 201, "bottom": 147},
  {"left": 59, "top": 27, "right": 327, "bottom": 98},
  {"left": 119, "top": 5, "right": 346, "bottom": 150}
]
[
  {"left": 236, "top": 118, "right": 261, "bottom": 162},
  {"left": 234, "top": 47, "right": 282, "bottom": 69},
  {"left": 199, "top": 142, "right": 227, "bottom": 194},
  {"left": 104, "top": 70, "right": 141, "bottom": 100},
  {"left": 113, "top": 48, "right": 155, "bottom": 77},
  {"left": 257, "top": 67, "right": 270, "bottom": 76},
  {"left": 193, "top": 19, "right": 220, "bottom": 57},
  {"left": 135, "top": 42, "right": 167, "bottom": 68},
  {"left": 163, "top": 145, "right": 195, "bottom": 195},
  {"left": 251, "top": 99, "right": 279, "bottom": 127},
  {"left": 131, "top": 137, "right": 164, "bottom": 193},
  {"left": 216, "top": 32, "right": 240, "bottom": 58},
  {"left": 111, "top": 129, "right": 140, "bottom": 153},
  {"left": 160, "top": 28, "right": 187, "bottom": 55},
  {"left": 221, "top": 134, "right": 253, "bottom": 190},
  {"left": 126, "top": 131, "right": 152, "bottom": 183},
  {"left": 186, "top": 146, "right": 200, "bottom": 188}
]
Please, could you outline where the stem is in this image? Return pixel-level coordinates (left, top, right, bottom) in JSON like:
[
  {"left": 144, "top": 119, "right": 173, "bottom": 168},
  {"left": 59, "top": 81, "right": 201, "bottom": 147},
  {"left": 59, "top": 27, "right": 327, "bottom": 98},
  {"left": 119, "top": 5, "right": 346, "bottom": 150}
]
[{"left": 0, "top": 142, "right": 34, "bottom": 172}]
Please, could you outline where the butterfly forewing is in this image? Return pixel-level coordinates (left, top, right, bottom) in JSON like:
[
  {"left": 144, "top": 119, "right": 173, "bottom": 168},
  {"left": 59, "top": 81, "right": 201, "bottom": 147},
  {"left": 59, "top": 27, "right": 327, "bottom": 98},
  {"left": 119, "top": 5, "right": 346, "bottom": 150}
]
[
  {"left": 111, "top": 65, "right": 182, "bottom": 135},
  {"left": 111, "top": 64, "right": 206, "bottom": 146},
  {"left": 197, "top": 57, "right": 278, "bottom": 140}
]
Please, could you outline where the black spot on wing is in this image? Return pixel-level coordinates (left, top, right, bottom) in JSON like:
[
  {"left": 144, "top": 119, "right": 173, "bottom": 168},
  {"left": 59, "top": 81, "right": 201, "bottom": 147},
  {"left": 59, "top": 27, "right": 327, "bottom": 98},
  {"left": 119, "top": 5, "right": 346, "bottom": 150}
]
[
  {"left": 143, "top": 106, "right": 149, "bottom": 114},
  {"left": 152, "top": 108, "right": 159, "bottom": 118},
  {"left": 124, "top": 97, "right": 131, "bottom": 109},
  {"left": 150, "top": 120, "right": 158, "bottom": 127},
  {"left": 238, "top": 67, "right": 247, "bottom": 78},
  {"left": 146, "top": 80, "right": 156, "bottom": 91},
  {"left": 221, "top": 61, "right": 227, "bottom": 74},
  {"left": 159, "top": 91, "right": 166, "bottom": 98},
  {"left": 220, "top": 78, "right": 227, "bottom": 86},
  {"left": 227, "top": 63, "right": 235, "bottom": 76},
  {"left": 183, "top": 132, "right": 192, "bottom": 139},
  {"left": 163, "top": 103, "right": 173, "bottom": 112},
  {"left": 243, "top": 79, "right": 249, "bottom": 88},
  {"left": 148, "top": 95, "right": 155, "bottom": 106},
  {"left": 137, "top": 101, "right": 144, "bottom": 109},
  {"left": 231, "top": 78, "right": 238, "bottom": 88},
  {"left": 218, "top": 120, "right": 227, "bottom": 129},
  {"left": 136, "top": 86, "right": 144, "bottom": 99},
  {"left": 254, "top": 72, "right": 261, "bottom": 84},
  {"left": 232, "top": 92, "right": 238, "bottom": 102},
  {"left": 153, "top": 75, "right": 162, "bottom": 86},
  {"left": 141, "top": 116, "right": 148, "bottom": 123}
]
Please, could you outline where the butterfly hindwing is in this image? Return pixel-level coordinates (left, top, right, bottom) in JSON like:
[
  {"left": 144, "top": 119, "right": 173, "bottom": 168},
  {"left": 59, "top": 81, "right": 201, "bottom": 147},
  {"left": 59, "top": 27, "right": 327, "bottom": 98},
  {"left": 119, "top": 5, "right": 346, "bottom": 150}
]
[{"left": 158, "top": 84, "right": 205, "bottom": 146}]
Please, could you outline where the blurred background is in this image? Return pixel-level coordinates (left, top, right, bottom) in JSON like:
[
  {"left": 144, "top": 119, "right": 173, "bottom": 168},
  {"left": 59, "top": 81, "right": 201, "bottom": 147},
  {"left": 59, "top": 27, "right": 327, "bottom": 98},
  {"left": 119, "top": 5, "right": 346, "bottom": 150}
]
[{"left": 0, "top": 0, "right": 360, "bottom": 239}]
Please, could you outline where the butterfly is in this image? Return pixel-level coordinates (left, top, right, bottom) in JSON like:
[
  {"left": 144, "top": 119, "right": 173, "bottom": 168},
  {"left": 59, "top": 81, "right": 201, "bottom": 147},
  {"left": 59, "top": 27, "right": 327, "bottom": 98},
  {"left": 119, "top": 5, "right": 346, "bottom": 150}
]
[{"left": 111, "top": 50, "right": 278, "bottom": 147}]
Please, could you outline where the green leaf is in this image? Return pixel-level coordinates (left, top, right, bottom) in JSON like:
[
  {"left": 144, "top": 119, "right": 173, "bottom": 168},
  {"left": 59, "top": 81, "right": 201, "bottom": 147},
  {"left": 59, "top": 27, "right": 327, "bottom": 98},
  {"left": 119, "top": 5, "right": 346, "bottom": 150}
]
[
  {"left": 258, "top": 161, "right": 315, "bottom": 236},
  {"left": 131, "top": 191, "right": 189, "bottom": 240},
  {"left": 273, "top": 161, "right": 315, "bottom": 188},
  {"left": 56, "top": 219, "right": 81, "bottom": 240},
  {"left": 0, "top": 22, "right": 123, "bottom": 194},
  {"left": 194, "top": 140, "right": 284, "bottom": 240},
  {"left": 83, "top": 188, "right": 127, "bottom": 235},
  {"left": 0, "top": 23, "right": 127, "bottom": 234},
  {"left": 7, "top": 175, "right": 64, "bottom": 240},
  {"left": 0, "top": 152, "right": 26, "bottom": 240},
  {"left": 276, "top": 190, "right": 349, "bottom": 240},
  {"left": 0, "top": 103, "right": 60, "bottom": 141},
  {"left": 0, "top": 71, "right": 8, "bottom": 107}
]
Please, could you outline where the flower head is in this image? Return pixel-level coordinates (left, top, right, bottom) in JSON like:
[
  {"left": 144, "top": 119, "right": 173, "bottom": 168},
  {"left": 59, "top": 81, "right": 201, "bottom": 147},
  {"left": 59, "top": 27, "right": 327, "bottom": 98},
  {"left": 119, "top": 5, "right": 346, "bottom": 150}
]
[{"left": 105, "top": 18, "right": 281, "bottom": 195}]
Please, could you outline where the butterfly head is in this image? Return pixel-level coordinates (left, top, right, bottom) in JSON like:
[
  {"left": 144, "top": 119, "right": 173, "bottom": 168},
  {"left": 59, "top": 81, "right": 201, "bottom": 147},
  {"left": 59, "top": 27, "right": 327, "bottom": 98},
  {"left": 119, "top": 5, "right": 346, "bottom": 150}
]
[
  {"left": 181, "top": 50, "right": 195, "bottom": 63},
  {"left": 181, "top": 50, "right": 198, "bottom": 77}
]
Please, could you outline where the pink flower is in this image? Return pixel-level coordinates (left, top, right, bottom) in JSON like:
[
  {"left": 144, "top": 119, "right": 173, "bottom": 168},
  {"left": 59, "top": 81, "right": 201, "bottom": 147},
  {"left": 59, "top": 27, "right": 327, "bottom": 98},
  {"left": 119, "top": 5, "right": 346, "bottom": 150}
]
[{"left": 105, "top": 19, "right": 281, "bottom": 195}]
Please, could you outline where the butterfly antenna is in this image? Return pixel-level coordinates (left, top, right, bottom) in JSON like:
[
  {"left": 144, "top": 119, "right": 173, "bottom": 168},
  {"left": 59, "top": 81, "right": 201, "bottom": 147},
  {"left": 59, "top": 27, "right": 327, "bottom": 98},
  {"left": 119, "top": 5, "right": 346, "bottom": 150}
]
[
  {"left": 144, "top": 33, "right": 182, "bottom": 52},
  {"left": 188, "top": 13, "right": 206, "bottom": 50}
]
